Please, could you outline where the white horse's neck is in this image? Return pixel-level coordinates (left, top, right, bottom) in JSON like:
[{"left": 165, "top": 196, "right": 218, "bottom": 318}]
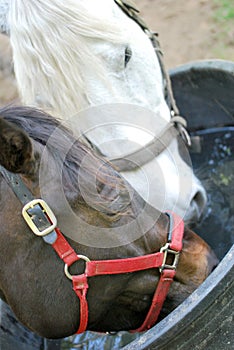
[{"left": 9, "top": 0, "right": 170, "bottom": 122}]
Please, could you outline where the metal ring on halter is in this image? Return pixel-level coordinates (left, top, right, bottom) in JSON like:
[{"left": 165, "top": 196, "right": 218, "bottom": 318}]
[
  {"left": 64, "top": 255, "right": 91, "bottom": 280},
  {"left": 171, "top": 115, "right": 192, "bottom": 147}
]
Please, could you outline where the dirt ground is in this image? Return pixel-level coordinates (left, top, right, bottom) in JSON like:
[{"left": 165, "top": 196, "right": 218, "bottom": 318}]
[
  {"left": 0, "top": 0, "right": 233, "bottom": 105},
  {"left": 134, "top": 0, "right": 234, "bottom": 68}
]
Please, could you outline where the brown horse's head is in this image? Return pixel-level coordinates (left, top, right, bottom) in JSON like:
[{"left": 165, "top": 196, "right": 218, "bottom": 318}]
[{"left": 0, "top": 106, "right": 218, "bottom": 338}]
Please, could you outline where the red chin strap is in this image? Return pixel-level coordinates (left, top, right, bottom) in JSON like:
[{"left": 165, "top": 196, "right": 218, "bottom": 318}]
[{"left": 49, "top": 211, "right": 184, "bottom": 334}]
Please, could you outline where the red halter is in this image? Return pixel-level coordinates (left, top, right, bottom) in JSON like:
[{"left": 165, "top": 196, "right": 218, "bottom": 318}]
[
  {"left": 1, "top": 168, "right": 184, "bottom": 334},
  {"left": 24, "top": 200, "right": 184, "bottom": 334},
  {"left": 51, "top": 211, "right": 183, "bottom": 333}
]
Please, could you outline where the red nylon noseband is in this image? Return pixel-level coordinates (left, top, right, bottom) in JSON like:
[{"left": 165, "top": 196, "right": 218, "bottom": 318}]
[
  {"left": 1, "top": 168, "right": 184, "bottom": 334},
  {"left": 51, "top": 211, "right": 184, "bottom": 333}
]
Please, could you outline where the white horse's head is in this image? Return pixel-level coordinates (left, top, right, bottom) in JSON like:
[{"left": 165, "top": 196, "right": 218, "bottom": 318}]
[{"left": 0, "top": 0, "right": 207, "bottom": 225}]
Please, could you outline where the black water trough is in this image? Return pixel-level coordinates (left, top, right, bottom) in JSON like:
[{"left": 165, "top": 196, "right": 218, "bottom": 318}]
[{"left": 0, "top": 59, "right": 233, "bottom": 350}]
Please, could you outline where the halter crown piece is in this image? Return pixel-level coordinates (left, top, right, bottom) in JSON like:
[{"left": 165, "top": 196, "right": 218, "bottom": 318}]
[
  {"left": 114, "top": 0, "right": 191, "bottom": 147},
  {"left": 0, "top": 165, "right": 184, "bottom": 333}
]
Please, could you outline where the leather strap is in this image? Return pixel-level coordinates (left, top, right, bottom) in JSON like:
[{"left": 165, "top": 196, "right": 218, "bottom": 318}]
[
  {"left": 114, "top": 0, "right": 180, "bottom": 117},
  {"left": 109, "top": 120, "right": 178, "bottom": 171},
  {"left": 0, "top": 165, "right": 34, "bottom": 205},
  {"left": 72, "top": 274, "right": 89, "bottom": 334},
  {"left": 132, "top": 269, "right": 176, "bottom": 332},
  {"left": 109, "top": 116, "right": 189, "bottom": 171},
  {"left": 52, "top": 229, "right": 89, "bottom": 333},
  {"left": 165, "top": 210, "right": 183, "bottom": 251},
  {"left": 132, "top": 212, "right": 184, "bottom": 332},
  {"left": 85, "top": 252, "right": 163, "bottom": 276},
  {"left": 52, "top": 228, "right": 79, "bottom": 266}
]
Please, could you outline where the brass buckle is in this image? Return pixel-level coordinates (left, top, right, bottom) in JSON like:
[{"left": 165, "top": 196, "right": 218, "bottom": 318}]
[
  {"left": 159, "top": 243, "right": 180, "bottom": 273},
  {"left": 22, "top": 199, "right": 57, "bottom": 236}
]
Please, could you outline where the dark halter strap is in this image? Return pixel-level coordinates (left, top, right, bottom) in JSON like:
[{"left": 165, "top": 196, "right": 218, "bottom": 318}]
[
  {"left": 114, "top": 0, "right": 180, "bottom": 116},
  {"left": 0, "top": 166, "right": 34, "bottom": 204},
  {"left": 109, "top": 115, "right": 189, "bottom": 171},
  {"left": 0, "top": 165, "right": 184, "bottom": 333}
]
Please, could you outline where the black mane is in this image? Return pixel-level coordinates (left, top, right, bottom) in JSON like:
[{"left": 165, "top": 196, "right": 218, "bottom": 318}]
[{"left": 0, "top": 105, "right": 131, "bottom": 214}]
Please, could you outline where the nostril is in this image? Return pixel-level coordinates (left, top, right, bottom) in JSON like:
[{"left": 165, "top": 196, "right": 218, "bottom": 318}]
[
  {"left": 192, "top": 191, "right": 206, "bottom": 218},
  {"left": 184, "top": 183, "right": 207, "bottom": 225},
  {"left": 193, "top": 191, "right": 204, "bottom": 207}
]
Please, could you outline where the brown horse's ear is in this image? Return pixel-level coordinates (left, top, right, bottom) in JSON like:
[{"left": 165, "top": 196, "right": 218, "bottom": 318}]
[{"left": 0, "top": 117, "right": 36, "bottom": 175}]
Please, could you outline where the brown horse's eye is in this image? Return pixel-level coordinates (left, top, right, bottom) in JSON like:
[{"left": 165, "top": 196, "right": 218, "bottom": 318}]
[{"left": 125, "top": 46, "right": 132, "bottom": 67}]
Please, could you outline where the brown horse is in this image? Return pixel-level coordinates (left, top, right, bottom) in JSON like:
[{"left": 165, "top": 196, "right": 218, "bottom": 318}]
[{"left": 0, "top": 106, "right": 218, "bottom": 339}]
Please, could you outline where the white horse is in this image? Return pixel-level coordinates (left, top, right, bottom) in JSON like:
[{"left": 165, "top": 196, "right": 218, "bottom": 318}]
[{"left": 0, "top": 0, "right": 206, "bottom": 224}]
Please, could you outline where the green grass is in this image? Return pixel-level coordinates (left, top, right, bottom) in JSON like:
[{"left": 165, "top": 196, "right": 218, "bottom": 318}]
[
  {"left": 211, "top": 0, "right": 234, "bottom": 61},
  {"left": 213, "top": 0, "right": 234, "bottom": 21}
]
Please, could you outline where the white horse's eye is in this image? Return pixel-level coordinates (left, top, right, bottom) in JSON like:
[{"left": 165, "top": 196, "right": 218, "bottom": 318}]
[{"left": 124, "top": 46, "right": 132, "bottom": 67}]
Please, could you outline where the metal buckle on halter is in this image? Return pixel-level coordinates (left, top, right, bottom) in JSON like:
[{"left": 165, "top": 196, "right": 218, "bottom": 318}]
[
  {"left": 159, "top": 243, "right": 180, "bottom": 273},
  {"left": 22, "top": 199, "right": 57, "bottom": 236}
]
